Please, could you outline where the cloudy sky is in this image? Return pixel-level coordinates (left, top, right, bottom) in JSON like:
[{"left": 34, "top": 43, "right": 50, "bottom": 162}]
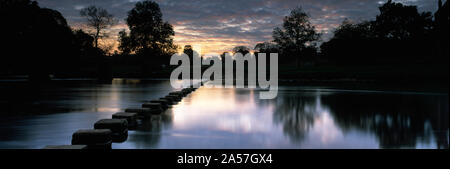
[{"left": 34, "top": 0, "right": 439, "bottom": 54}]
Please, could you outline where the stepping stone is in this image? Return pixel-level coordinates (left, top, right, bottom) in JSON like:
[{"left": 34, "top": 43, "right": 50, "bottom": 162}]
[
  {"left": 178, "top": 90, "right": 189, "bottom": 95},
  {"left": 181, "top": 90, "right": 190, "bottom": 95},
  {"left": 142, "top": 103, "right": 162, "bottom": 109},
  {"left": 171, "top": 94, "right": 184, "bottom": 99},
  {"left": 165, "top": 95, "right": 181, "bottom": 101},
  {"left": 112, "top": 112, "right": 137, "bottom": 129},
  {"left": 149, "top": 99, "right": 170, "bottom": 108},
  {"left": 43, "top": 145, "right": 87, "bottom": 149},
  {"left": 169, "top": 92, "right": 183, "bottom": 97},
  {"left": 72, "top": 129, "right": 112, "bottom": 149},
  {"left": 94, "top": 119, "right": 128, "bottom": 142},
  {"left": 182, "top": 88, "right": 193, "bottom": 93},
  {"left": 169, "top": 91, "right": 185, "bottom": 97},
  {"left": 125, "top": 108, "right": 148, "bottom": 113},
  {"left": 160, "top": 97, "right": 176, "bottom": 105},
  {"left": 125, "top": 108, "right": 162, "bottom": 117},
  {"left": 167, "top": 96, "right": 182, "bottom": 102}
]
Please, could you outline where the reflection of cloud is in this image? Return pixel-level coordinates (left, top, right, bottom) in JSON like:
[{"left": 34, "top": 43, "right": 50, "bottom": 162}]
[
  {"left": 172, "top": 88, "right": 275, "bottom": 134},
  {"left": 215, "top": 110, "right": 275, "bottom": 134},
  {"left": 272, "top": 91, "right": 348, "bottom": 145},
  {"left": 96, "top": 107, "right": 121, "bottom": 112},
  {"left": 74, "top": 5, "right": 85, "bottom": 10},
  {"left": 35, "top": 0, "right": 438, "bottom": 54},
  {"left": 311, "top": 112, "right": 342, "bottom": 144}
]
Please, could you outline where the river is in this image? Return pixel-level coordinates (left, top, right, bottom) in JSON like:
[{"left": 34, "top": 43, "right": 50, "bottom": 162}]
[{"left": 0, "top": 79, "right": 448, "bottom": 149}]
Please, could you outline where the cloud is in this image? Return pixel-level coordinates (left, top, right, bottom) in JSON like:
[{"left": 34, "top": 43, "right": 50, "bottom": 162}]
[{"left": 35, "top": 0, "right": 439, "bottom": 54}]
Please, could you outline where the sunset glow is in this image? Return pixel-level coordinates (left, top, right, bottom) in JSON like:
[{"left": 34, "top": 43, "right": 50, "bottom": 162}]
[{"left": 34, "top": 0, "right": 438, "bottom": 55}]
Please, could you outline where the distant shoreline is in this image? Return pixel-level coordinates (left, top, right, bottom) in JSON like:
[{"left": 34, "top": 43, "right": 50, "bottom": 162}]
[{"left": 0, "top": 77, "right": 448, "bottom": 93}]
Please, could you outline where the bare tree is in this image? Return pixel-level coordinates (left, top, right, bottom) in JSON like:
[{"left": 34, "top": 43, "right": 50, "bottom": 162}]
[{"left": 80, "top": 6, "right": 116, "bottom": 48}]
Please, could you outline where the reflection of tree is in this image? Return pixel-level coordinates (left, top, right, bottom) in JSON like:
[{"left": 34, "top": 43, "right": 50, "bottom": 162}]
[
  {"left": 128, "top": 111, "right": 173, "bottom": 148},
  {"left": 270, "top": 91, "right": 448, "bottom": 148},
  {"left": 272, "top": 94, "right": 319, "bottom": 143},
  {"left": 322, "top": 94, "right": 448, "bottom": 149}
]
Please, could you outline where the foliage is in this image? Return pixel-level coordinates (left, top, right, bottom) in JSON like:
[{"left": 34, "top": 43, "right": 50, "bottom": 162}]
[
  {"left": 232, "top": 46, "right": 251, "bottom": 56},
  {"left": 272, "top": 7, "right": 320, "bottom": 64},
  {"left": 80, "top": 6, "right": 116, "bottom": 48},
  {"left": 0, "top": 0, "right": 104, "bottom": 80},
  {"left": 320, "top": 0, "right": 435, "bottom": 65},
  {"left": 119, "top": 0, "right": 177, "bottom": 60}
]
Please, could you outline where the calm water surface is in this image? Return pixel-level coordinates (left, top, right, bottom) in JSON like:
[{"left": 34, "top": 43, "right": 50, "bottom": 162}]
[{"left": 0, "top": 79, "right": 448, "bottom": 149}]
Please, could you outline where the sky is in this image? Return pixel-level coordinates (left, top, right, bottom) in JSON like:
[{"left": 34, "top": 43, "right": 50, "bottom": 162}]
[{"left": 34, "top": 0, "right": 440, "bottom": 55}]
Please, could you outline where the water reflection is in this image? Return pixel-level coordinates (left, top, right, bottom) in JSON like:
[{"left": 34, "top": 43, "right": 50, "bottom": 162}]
[
  {"left": 322, "top": 93, "right": 449, "bottom": 148},
  {"left": 271, "top": 88, "right": 448, "bottom": 148},
  {"left": 0, "top": 80, "right": 448, "bottom": 149},
  {"left": 0, "top": 79, "right": 177, "bottom": 148},
  {"left": 272, "top": 92, "right": 323, "bottom": 143},
  {"left": 151, "top": 86, "right": 448, "bottom": 148},
  {"left": 123, "top": 111, "right": 174, "bottom": 149}
]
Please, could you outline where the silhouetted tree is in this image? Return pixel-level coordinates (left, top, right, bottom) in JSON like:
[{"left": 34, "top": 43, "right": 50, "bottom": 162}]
[
  {"left": 220, "top": 52, "right": 230, "bottom": 66},
  {"left": 183, "top": 45, "right": 194, "bottom": 62},
  {"left": 273, "top": 7, "right": 320, "bottom": 66},
  {"left": 1, "top": 0, "right": 75, "bottom": 81},
  {"left": 373, "top": 0, "right": 433, "bottom": 41},
  {"left": 118, "top": 29, "right": 132, "bottom": 54},
  {"left": 321, "top": 0, "right": 435, "bottom": 66},
  {"left": 0, "top": 0, "right": 106, "bottom": 81},
  {"left": 433, "top": 0, "right": 449, "bottom": 64},
  {"left": 72, "top": 29, "right": 105, "bottom": 66},
  {"left": 320, "top": 20, "right": 375, "bottom": 65},
  {"left": 80, "top": 6, "right": 116, "bottom": 48},
  {"left": 254, "top": 42, "right": 279, "bottom": 53},
  {"left": 182, "top": 45, "right": 195, "bottom": 78},
  {"left": 232, "top": 46, "right": 250, "bottom": 56},
  {"left": 119, "top": 0, "right": 177, "bottom": 70}
]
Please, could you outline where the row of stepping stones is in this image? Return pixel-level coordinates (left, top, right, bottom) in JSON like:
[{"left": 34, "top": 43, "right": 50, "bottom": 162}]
[{"left": 43, "top": 86, "right": 199, "bottom": 149}]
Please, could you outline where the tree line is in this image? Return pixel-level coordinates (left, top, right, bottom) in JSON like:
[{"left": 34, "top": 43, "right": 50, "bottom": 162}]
[
  {"left": 252, "top": 0, "right": 447, "bottom": 67},
  {"left": 0, "top": 0, "right": 447, "bottom": 82},
  {"left": 0, "top": 0, "right": 178, "bottom": 80},
  {"left": 0, "top": 0, "right": 105, "bottom": 81}
]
